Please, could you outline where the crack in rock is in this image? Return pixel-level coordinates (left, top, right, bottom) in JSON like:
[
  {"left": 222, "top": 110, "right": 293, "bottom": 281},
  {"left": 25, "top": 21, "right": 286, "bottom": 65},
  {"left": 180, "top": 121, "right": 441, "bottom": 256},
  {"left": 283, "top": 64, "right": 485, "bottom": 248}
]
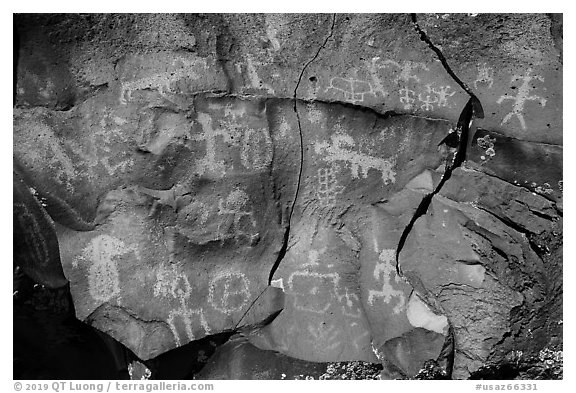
[{"left": 267, "top": 14, "right": 336, "bottom": 284}]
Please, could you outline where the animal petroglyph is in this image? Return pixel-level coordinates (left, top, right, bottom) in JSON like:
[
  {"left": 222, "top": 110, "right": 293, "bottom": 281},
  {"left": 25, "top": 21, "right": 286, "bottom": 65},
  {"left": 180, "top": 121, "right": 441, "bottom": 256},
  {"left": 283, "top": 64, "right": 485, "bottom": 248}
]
[
  {"left": 326, "top": 77, "right": 378, "bottom": 104},
  {"left": 367, "top": 249, "right": 406, "bottom": 314},
  {"left": 314, "top": 132, "right": 396, "bottom": 185},
  {"left": 154, "top": 263, "right": 210, "bottom": 346},
  {"left": 120, "top": 56, "right": 204, "bottom": 104},
  {"left": 74, "top": 235, "right": 140, "bottom": 304},
  {"left": 497, "top": 68, "right": 547, "bottom": 130},
  {"left": 316, "top": 164, "right": 345, "bottom": 207},
  {"left": 217, "top": 188, "right": 259, "bottom": 244},
  {"left": 474, "top": 63, "right": 495, "bottom": 89},
  {"left": 208, "top": 272, "right": 251, "bottom": 314},
  {"left": 14, "top": 203, "right": 49, "bottom": 266}
]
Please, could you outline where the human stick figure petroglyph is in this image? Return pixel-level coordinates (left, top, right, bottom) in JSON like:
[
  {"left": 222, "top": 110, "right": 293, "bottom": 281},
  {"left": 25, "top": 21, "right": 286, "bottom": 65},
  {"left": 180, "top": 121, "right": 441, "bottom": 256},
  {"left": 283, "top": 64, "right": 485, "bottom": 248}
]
[
  {"left": 316, "top": 164, "right": 345, "bottom": 207},
  {"left": 497, "top": 68, "right": 547, "bottom": 130},
  {"left": 314, "top": 132, "right": 396, "bottom": 185},
  {"left": 208, "top": 272, "right": 251, "bottom": 315},
  {"left": 74, "top": 234, "right": 141, "bottom": 304},
  {"left": 367, "top": 248, "right": 406, "bottom": 314},
  {"left": 154, "top": 263, "right": 211, "bottom": 346},
  {"left": 191, "top": 113, "right": 272, "bottom": 177},
  {"left": 474, "top": 63, "right": 495, "bottom": 89}
]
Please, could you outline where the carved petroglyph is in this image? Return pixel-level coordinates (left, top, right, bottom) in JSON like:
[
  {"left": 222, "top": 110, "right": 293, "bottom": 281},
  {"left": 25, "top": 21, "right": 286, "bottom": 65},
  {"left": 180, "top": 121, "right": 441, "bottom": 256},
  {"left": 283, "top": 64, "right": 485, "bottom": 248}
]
[
  {"left": 289, "top": 271, "right": 341, "bottom": 314},
  {"left": 326, "top": 77, "right": 379, "bottom": 104},
  {"left": 418, "top": 88, "right": 438, "bottom": 111},
  {"left": 314, "top": 132, "right": 396, "bottom": 185},
  {"left": 217, "top": 188, "right": 259, "bottom": 244},
  {"left": 497, "top": 68, "right": 547, "bottom": 130},
  {"left": 240, "top": 127, "right": 273, "bottom": 171},
  {"left": 418, "top": 84, "right": 456, "bottom": 111},
  {"left": 154, "top": 263, "right": 211, "bottom": 346},
  {"left": 14, "top": 203, "right": 50, "bottom": 266},
  {"left": 65, "top": 112, "right": 134, "bottom": 178},
  {"left": 120, "top": 56, "right": 204, "bottom": 104},
  {"left": 307, "top": 321, "right": 341, "bottom": 351},
  {"left": 316, "top": 164, "right": 345, "bottom": 207},
  {"left": 373, "top": 58, "right": 430, "bottom": 84},
  {"left": 474, "top": 63, "right": 495, "bottom": 89},
  {"left": 190, "top": 112, "right": 272, "bottom": 177},
  {"left": 191, "top": 113, "right": 234, "bottom": 176},
  {"left": 430, "top": 85, "right": 456, "bottom": 107},
  {"left": 288, "top": 248, "right": 363, "bottom": 319},
  {"left": 367, "top": 249, "right": 406, "bottom": 314},
  {"left": 399, "top": 87, "right": 417, "bottom": 110},
  {"left": 208, "top": 272, "right": 251, "bottom": 314},
  {"left": 74, "top": 235, "right": 140, "bottom": 304}
]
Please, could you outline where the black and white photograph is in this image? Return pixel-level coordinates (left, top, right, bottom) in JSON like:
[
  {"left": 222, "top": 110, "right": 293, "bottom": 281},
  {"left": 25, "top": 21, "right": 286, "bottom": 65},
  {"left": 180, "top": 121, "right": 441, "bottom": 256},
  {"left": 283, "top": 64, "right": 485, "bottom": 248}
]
[{"left": 11, "top": 7, "right": 565, "bottom": 385}]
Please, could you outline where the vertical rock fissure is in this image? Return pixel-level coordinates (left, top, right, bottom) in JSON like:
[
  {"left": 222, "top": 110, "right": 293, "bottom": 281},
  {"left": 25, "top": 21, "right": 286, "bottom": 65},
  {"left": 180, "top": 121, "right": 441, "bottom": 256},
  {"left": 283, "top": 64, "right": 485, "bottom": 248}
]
[
  {"left": 267, "top": 14, "right": 337, "bottom": 284},
  {"left": 395, "top": 14, "right": 485, "bottom": 277}
]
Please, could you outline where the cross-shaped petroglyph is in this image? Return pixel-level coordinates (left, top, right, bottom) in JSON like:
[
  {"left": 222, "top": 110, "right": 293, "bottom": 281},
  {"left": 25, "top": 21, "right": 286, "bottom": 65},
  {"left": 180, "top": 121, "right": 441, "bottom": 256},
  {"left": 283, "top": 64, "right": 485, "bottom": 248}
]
[
  {"left": 314, "top": 132, "right": 396, "bottom": 185},
  {"left": 316, "top": 164, "right": 345, "bottom": 207},
  {"left": 154, "top": 263, "right": 211, "bottom": 346},
  {"left": 367, "top": 248, "right": 406, "bottom": 314},
  {"left": 497, "top": 68, "right": 547, "bottom": 130},
  {"left": 190, "top": 113, "right": 236, "bottom": 177},
  {"left": 418, "top": 88, "right": 439, "bottom": 111},
  {"left": 208, "top": 272, "right": 251, "bottom": 314},
  {"left": 474, "top": 63, "right": 495, "bottom": 89}
]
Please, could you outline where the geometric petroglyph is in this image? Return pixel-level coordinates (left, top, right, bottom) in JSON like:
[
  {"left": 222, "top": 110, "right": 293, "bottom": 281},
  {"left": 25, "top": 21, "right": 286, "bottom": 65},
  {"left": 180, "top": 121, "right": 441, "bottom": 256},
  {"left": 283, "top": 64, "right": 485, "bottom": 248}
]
[
  {"left": 208, "top": 272, "right": 251, "bottom": 315},
  {"left": 74, "top": 234, "right": 140, "bottom": 304},
  {"left": 497, "top": 68, "right": 547, "bottom": 130},
  {"left": 316, "top": 164, "right": 345, "bottom": 207},
  {"left": 154, "top": 263, "right": 211, "bottom": 346},
  {"left": 14, "top": 203, "right": 50, "bottom": 267},
  {"left": 217, "top": 188, "right": 259, "bottom": 244},
  {"left": 367, "top": 248, "right": 406, "bottom": 314},
  {"left": 474, "top": 63, "right": 495, "bottom": 89},
  {"left": 314, "top": 132, "right": 396, "bottom": 185}
]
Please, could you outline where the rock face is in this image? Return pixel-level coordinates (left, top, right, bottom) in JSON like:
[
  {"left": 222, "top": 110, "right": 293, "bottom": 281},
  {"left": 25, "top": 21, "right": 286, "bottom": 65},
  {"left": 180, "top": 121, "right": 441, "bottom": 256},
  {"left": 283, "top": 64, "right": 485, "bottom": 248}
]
[{"left": 14, "top": 13, "right": 562, "bottom": 379}]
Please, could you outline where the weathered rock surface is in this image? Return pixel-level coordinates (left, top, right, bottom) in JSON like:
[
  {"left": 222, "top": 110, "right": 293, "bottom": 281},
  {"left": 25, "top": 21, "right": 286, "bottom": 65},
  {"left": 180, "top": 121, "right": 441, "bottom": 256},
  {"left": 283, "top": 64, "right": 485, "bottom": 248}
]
[{"left": 14, "top": 13, "right": 562, "bottom": 379}]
